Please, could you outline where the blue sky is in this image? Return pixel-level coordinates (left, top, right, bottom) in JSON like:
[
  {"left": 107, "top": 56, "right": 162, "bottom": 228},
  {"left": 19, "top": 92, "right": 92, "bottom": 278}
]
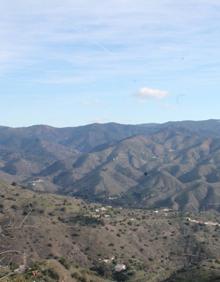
[{"left": 0, "top": 0, "right": 220, "bottom": 127}]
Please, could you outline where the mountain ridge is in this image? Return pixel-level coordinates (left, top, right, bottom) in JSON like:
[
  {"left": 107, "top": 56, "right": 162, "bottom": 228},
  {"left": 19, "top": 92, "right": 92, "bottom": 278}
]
[{"left": 0, "top": 120, "right": 220, "bottom": 211}]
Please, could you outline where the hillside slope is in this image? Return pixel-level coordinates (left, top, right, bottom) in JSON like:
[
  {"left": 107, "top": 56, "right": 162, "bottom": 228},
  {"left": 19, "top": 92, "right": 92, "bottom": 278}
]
[
  {"left": 1, "top": 181, "right": 220, "bottom": 281},
  {"left": 1, "top": 120, "right": 220, "bottom": 211}
]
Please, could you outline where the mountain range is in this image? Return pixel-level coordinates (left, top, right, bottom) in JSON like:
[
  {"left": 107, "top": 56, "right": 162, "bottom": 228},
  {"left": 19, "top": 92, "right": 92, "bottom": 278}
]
[{"left": 0, "top": 120, "right": 220, "bottom": 211}]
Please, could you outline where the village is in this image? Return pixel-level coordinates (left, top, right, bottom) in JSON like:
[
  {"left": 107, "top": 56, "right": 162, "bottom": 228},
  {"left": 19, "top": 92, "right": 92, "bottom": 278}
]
[{"left": 186, "top": 217, "right": 220, "bottom": 227}]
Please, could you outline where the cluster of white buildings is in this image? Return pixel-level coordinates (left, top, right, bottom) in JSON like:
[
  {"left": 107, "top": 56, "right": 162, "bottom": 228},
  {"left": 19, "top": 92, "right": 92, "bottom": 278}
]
[
  {"left": 92, "top": 206, "right": 113, "bottom": 219},
  {"left": 186, "top": 217, "right": 220, "bottom": 227},
  {"left": 98, "top": 257, "right": 127, "bottom": 272}
]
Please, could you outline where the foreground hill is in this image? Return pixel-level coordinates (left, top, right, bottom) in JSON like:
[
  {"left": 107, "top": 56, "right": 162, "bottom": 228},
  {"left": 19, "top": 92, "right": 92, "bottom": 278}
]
[
  {"left": 1, "top": 120, "right": 220, "bottom": 211},
  {"left": 0, "top": 181, "right": 220, "bottom": 281}
]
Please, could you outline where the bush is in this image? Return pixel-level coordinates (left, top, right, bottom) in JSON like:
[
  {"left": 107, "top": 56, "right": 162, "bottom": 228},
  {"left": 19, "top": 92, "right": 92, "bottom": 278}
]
[
  {"left": 58, "top": 257, "right": 70, "bottom": 269},
  {"left": 42, "top": 268, "right": 59, "bottom": 280}
]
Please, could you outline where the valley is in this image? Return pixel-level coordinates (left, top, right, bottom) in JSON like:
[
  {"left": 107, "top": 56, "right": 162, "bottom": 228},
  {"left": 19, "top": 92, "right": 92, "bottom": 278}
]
[
  {"left": 1, "top": 120, "right": 220, "bottom": 281},
  {"left": 0, "top": 120, "right": 220, "bottom": 212}
]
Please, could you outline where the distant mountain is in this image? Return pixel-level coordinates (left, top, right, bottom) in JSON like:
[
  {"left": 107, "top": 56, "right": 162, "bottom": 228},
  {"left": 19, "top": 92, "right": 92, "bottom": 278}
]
[{"left": 1, "top": 120, "right": 220, "bottom": 211}]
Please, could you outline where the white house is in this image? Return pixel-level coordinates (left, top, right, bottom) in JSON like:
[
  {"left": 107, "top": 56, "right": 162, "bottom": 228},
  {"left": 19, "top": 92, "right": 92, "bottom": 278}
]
[{"left": 115, "top": 264, "right": 127, "bottom": 272}]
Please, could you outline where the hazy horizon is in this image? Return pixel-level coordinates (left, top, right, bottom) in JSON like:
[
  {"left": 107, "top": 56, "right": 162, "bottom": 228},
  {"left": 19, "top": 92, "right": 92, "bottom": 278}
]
[{"left": 1, "top": 118, "right": 220, "bottom": 129}]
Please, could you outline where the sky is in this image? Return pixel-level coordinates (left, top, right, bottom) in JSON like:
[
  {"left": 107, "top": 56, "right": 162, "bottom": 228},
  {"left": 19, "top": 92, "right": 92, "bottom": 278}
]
[{"left": 0, "top": 0, "right": 220, "bottom": 127}]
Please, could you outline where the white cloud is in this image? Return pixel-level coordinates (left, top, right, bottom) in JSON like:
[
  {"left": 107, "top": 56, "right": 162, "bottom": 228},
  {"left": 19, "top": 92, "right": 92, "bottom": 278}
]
[{"left": 136, "top": 87, "right": 169, "bottom": 100}]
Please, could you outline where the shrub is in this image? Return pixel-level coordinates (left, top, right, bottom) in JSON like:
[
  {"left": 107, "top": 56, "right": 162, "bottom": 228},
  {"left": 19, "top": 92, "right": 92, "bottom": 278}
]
[{"left": 58, "top": 257, "right": 70, "bottom": 269}]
